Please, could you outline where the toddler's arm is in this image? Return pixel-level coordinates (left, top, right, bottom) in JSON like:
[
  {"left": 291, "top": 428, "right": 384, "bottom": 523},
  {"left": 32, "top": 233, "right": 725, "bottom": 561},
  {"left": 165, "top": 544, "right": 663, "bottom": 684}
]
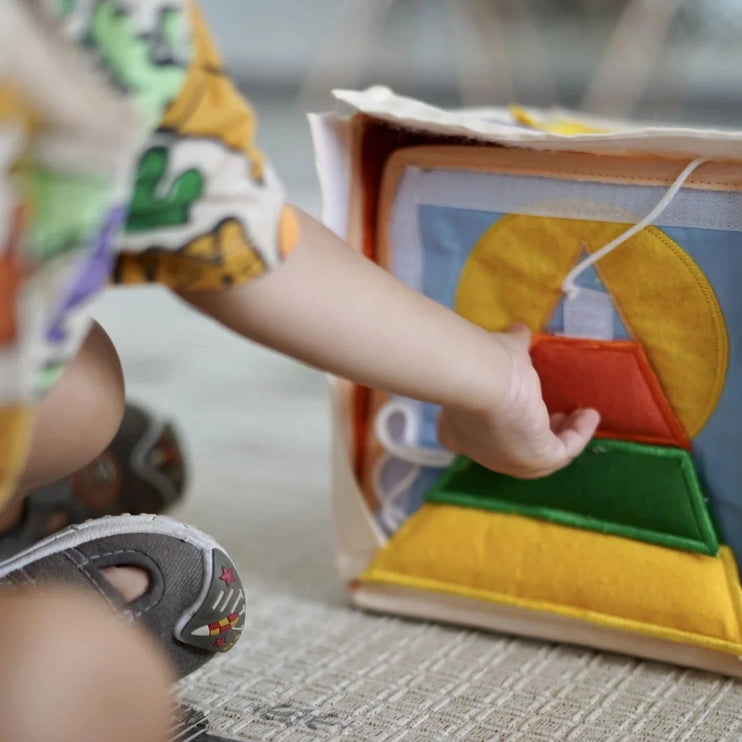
[{"left": 181, "top": 208, "right": 599, "bottom": 479}]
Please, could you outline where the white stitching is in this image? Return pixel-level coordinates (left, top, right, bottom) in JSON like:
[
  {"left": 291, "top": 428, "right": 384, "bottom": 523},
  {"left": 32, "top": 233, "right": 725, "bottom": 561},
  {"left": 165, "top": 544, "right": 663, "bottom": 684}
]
[
  {"left": 62, "top": 549, "right": 118, "bottom": 610},
  {"left": 88, "top": 548, "right": 144, "bottom": 562}
]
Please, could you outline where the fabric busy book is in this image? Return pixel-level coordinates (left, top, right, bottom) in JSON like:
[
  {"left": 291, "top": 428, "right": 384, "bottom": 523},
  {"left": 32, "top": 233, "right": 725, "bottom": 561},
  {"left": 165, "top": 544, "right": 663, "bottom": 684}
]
[{"left": 310, "top": 86, "right": 742, "bottom": 677}]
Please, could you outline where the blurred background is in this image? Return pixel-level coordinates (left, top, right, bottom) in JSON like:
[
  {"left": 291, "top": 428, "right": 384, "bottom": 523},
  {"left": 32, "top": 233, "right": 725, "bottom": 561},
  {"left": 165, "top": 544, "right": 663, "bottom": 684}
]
[
  {"left": 92, "top": 0, "right": 742, "bottom": 605},
  {"left": 85, "top": 7, "right": 742, "bottom": 734},
  {"left": 196, "top": 0, "right": 742, "bottom": 210}
]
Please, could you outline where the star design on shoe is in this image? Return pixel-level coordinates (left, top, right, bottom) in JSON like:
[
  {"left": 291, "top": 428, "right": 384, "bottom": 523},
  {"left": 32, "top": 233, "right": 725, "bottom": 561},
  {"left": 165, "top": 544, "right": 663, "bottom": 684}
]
[
  {"left": 177, "top": 549, "right": 246, "bottom": 654},
  {"left": 219, "top": 566, "right": 235, "bottom": 587}
]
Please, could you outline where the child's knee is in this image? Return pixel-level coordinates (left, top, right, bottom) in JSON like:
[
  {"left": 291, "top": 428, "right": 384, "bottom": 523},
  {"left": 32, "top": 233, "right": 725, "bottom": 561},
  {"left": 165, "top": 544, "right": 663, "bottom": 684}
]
[
  {"left": 0, "top": 589, "right": 173, "bottom": 742},
  {"left": 73, "top": 321, "right": 126, "bottom": 445},
  {"left": 17, "top": 322, "right": 126, "bottom": 491}
]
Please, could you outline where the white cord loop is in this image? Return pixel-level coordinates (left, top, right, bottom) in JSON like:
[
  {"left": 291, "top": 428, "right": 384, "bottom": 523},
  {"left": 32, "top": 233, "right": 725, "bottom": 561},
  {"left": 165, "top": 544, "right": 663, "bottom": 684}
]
[
  {"left": 373, "top": 400, "right": 455, "bottom": 532},
  {"left": 561, "top": 158, "right": 707, "bottom": 298},
  {"left": 374, "top": 400, "right": 457, "bottom": 468}
]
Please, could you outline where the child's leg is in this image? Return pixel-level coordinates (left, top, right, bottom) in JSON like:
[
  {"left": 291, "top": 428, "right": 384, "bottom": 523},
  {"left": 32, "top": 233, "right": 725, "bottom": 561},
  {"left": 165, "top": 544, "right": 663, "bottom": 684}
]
[
  {"left": 0, "top": 588, "right": 173, "bottom": 742},
  {"left": 17, "top": 321, "right": 126, "bottom": 495},
  {"left": 0, "top": 322, "right": 147, "bottom": 603}
]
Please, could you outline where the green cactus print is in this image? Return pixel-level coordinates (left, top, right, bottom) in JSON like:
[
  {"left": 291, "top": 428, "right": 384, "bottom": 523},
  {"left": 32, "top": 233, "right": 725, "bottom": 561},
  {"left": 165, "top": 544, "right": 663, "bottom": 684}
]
[
  {"left": 126, "top": 146, "right": 205, "bottom": 231},
  {"left": 88, "top": 0, "right": 190, "bottom": 127}
]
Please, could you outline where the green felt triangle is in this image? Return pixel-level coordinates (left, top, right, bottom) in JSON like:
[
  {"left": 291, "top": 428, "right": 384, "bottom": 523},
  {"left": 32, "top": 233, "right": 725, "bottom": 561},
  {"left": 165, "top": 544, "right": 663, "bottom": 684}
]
[{"left": 426, "top": 439, "right": 719, "bottom": 556}]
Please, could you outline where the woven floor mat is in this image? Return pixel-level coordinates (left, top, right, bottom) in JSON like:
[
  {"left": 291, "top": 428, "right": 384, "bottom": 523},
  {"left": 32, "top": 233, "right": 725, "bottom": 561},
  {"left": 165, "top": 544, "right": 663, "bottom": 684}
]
[{"left": 177, "top": 589, "right": 742, "bottom": 741}]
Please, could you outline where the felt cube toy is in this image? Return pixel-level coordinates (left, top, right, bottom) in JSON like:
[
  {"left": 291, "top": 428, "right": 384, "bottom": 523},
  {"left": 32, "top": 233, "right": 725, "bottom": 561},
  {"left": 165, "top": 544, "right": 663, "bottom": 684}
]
[{"left": 310, "top": 87, "right": 742, "bottom": 677}]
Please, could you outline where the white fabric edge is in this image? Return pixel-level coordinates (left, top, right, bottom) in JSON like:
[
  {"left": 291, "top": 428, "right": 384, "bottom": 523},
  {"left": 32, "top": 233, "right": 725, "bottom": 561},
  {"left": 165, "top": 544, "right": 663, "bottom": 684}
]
[
  {"left": 353, "top": 584, "right": 742, "bottom": 679},
  {"left": 327, "top": 375, "right": 386, "bottom": 581},
  {"left": 308, "top": 113, "right": 353, "bottom": 239},
  {"left": 333, "top": 86, "right": 742, "bottom": 161}
]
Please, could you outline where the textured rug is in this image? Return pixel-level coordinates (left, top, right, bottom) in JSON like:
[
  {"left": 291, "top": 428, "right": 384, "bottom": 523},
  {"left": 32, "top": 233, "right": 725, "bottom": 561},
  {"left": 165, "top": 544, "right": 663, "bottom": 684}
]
[{"left": 176, "top": 589, "right": 742, "bottom": 742}]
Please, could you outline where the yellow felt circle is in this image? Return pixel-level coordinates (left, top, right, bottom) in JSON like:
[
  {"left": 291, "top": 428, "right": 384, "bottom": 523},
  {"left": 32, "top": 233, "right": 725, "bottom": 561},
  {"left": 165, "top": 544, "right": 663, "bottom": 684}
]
[{"left": 454, "top": 215, "right": 728, "bottom": 437}]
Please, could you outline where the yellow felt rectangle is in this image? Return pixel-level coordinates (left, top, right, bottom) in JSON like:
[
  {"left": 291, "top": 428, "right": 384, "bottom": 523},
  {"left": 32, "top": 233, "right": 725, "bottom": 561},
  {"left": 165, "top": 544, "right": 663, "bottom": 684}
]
[{"left": 361, "top": 504, "right": 742, "bottom": 655}]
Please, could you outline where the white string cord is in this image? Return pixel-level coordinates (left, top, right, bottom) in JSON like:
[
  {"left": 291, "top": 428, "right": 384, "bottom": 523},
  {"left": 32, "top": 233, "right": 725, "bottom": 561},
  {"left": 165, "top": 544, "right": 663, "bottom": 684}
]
[
  {"left": 373, "top": 400, "right": 455, "bottom": 532},
  {"left": 561, "top": 158, "right": 708, "bottom": 298},
  {"left": 372, "top": 456, "right": 420, "bottom": 533},
  {"left": 374, "top": 400, "right": 456, "bottom": 468}
]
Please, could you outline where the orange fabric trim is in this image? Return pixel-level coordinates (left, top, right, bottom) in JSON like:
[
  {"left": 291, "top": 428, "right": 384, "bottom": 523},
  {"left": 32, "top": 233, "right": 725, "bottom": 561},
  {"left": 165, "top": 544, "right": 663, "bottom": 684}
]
[
  {"left": 0, "top": 205, "right": 24, "bottom": 346},
  {"left": 350, "top": 118, "right": 476, "bottom": 476},
  {"left": 376, "top": 145, "right": 742, "bottom": 196}
]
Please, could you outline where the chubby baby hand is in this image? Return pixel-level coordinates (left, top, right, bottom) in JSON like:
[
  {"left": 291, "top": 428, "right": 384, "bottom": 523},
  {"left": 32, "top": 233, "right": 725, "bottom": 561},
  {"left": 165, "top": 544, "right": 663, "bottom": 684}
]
[{"left": 437, "top": 324, "right": 600, "bottom": 479}]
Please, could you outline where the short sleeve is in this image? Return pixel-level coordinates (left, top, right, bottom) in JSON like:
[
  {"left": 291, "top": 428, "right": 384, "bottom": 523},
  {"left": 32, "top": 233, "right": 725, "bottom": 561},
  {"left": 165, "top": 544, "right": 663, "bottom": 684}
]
[{"left": 114, "top": 2, "right": 299, "bottom": 291}]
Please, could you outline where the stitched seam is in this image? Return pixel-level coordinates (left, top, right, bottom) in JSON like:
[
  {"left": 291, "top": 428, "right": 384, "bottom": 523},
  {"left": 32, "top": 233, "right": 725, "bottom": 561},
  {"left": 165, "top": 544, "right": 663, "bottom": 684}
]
[
  {"left": 87, "top": 548, "right": 144, "bottom": 562},
  {"left": 19, "top": 567, "right": 36, "bottom": 588},
  {"left": 532, "top": 337, "right": 689, "bottom": 447},
  {"left": 426, "top": 440, "right": 713, "bottom": 554},
  {"left": 129, "top": 581, "right": 161, "bottom": 619},
  {"left": 90, "top": 549, "right": 159, "bottom": 620},
  {"left": 361, "top": 568, "right": 742, "bottom": 653},
  {"left": 679, "top": 454, "right": 719, "bottom": 553},
  {"left": 7, "top": 572, "right": 26, "bottom": 588},
  {"left": 129, "top": 595, "right": 158, "bottom": 620},
  {"left": 589, "top": 226, "right": 726, "bottom": 437},
  {"left": 628, "top": 342, "right": 690, "bottom": 447},
  {"left": 386, "top": 145, "right": 742, "bottom": 189},
  {"left": 651, "top": 228, "right": 728, "bottom": 430},
  {"left": 87, "top": 549, "right": 159, "bottom": 617},
  {"left": 457, "top": 166, "right": 742, "bottom": 190},
  {"left": 62, "top": 549, "right": 117, "bottom": 611},
  {"left": 405, "top": 152, "right": 742, "bottom": 189}
]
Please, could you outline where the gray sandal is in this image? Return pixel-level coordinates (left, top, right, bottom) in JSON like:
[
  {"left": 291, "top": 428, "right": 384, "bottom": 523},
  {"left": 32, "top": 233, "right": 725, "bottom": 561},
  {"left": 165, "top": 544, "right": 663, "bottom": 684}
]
[
  {"left": 0, "top": 514, "right": 246, "bottom": 678},
  {"left": 0, "top": 402, "right": 187, "bottom": 561}
]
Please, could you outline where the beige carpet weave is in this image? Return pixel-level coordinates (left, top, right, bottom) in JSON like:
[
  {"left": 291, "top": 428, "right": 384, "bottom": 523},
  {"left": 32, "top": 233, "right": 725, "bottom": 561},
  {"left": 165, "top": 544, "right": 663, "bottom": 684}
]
[{"left": 178, "top": 590, "right": 742, "bottom": 741}]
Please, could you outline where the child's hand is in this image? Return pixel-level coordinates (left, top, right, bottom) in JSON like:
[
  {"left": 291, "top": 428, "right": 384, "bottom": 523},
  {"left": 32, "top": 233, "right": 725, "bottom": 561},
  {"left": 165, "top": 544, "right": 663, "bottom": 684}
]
[
  {"left": 188, "top": 211, "right": 598, "bottom": 475},
  {"left": 437, "top": 324, "right": 600, "bottom": 479}
]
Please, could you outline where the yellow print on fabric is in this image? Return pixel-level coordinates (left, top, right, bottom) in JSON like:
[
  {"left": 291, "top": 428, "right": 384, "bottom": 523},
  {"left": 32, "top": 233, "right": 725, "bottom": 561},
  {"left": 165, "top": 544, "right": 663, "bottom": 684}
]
[{"left": 115, "top": 3, "right": 298, "bottom": 291}]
